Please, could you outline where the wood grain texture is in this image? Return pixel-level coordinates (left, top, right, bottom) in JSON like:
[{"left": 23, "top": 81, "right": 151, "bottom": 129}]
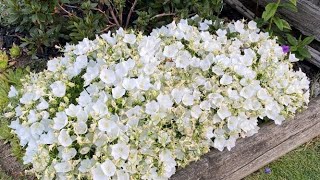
[{"left": 171, "top": 96, "right": 320, "bottom": 180}]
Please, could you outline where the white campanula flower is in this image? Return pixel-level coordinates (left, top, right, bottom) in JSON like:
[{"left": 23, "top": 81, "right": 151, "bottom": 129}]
[
  {"left": 36, "top": 98, "right": 49, "bottom": 110},
  {"left": 8, "top": 86, "right": 18, "bottom": 98},
  {"left": 111, "top": 142, "right": 130, "bottom": 160},
  {"left": 100, "top": 159, "right": 116, "bottom": 176},
  {"left": 191, "top": 105, "right": 202, "bottom": 119},
  {"left": 234, "top": 20, "right": 245, "bottom": 33},
  {"left": 58, "top": 129, "right": 73, "bottom": 147},
  {"left": 47, "top": 58, "right": 60, "bottom": 72},
  {"left": 53, "top": 112, "right": 68, "bottom": 130},
  {"left": 145, "top": 100, "right": 159, "bottom": 115},
  {"left": 20, "top": 92, "right": 35, "bottom": 104},
  {"left": 136, "top": 75, "right": 151, "bottom": 90},
  {"left": 182, "top": 93, "right": 194, "bottom": 106},
  {"left": 50, "top": 81, "right": 66, "bottom": 97},
  {"left": 217, "top": 105, "right": 231, "bottom": 120},
  {"left": 101, "top": 31, "right": 117, "bottom": 45},
  {"left": 73, "top": 121, "right": 87, "bottom": 134},
  {"left": 92, "top": 165, "right": 109, "bottom": 180},
  {"left": 92, "top": 101, "right": 109, "bottom": 117},
  {"left": 240, "top": 85, "right": 257, "bottom": 99},
  {"left": 171, "top": 88, "right": 184, "bottom": 104},
  {"left": 98, "top": 118, "right": 119, "bottom": 134},
  {"left": 27, "top": 110, "right": 38, "bottom": 123},
  {"left": 122, "top": 78, "right": 137, "bottom": 90},
  {"left": 75, "top": 55, "right": 88, "bottom": 69},
  {"left": 248, "top": 21, "right": 257, "bottom": 30},
  {"left": 100, "top": 67, "right": 116, "bottom": 84},
  {"left": 65, "top": 104, "right": 81, "bottom": 117},
  {"left": 157, "top": 94, "right": 173, "bottom": 109},
  {"left": 123, "top": 33, "right": 136, "bottom": 44},
  {"left": 30, "top": 122, "right": 45, "bottom": 136},
  {"left": 289, "top": 53, "right": 299, "bottom": 62},
  {"left": 220, "top": 74, "right": 233, "bottom": 85},
  {"left": 74, "top": 38, "right": 91, "bottom": 55},
  {"left": 15, "top": 106, "right": 22, "bottom": 117},
  {"left": 54, "top": 161, "right": 72, "bottom": 173},
  {"left": 78, "top": 90, "right": 92, "bottom": 107},
  {"left": 163, "top": 44, "right": 179, "bottom": 58},
  {"left": 79, "top": 159, "right": 95, "bottom": 173},
  {"left": 112, "top": 86, "right": 126, "bottom": 99},
  {"left": 117, "top": 170, "right": 130, "bottom": 180},
  {"left": 83, "top": 64, "right": 100, "bottom": 86},
  {"left": 60, "top": 147, "right": 77, "bottom": 161}
]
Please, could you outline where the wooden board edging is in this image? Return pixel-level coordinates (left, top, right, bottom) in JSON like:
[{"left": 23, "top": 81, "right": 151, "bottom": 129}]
[{"left": 170, "top": 96, "right": 320, "bottom": 180}]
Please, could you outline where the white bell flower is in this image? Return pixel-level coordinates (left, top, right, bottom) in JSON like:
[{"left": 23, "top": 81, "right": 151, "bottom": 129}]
[
  {"left": 145, "top": 101, "right": 159, "bottom": 115},
  {"left": 74, "top": 121, "right": 88, "bottom": 134},
  {"left": 100, "top": 67, "right": 116, "bottom": 84},
  {"left": 112, "top": 86, "right": 126, "bottom": 99},
  {"left": 50, "top": 81, "right": 66, "bottom": 97},
  {"left": 53, "top": 112, "right": 68, "bottom": 130},
  {"left": 217, "top": 105, "right": 231, "bottom": 120},
  {"left": 8, "top": 86, "right": 18, "bottom": 98},
  {"left": 54, "top": 161, "right": 72, "bottom": 173},
  {"left": 157, "top": 94, "right": 173, "bottom": 109},
  {"left": 36, "top": 98, "right": 49, "bottom": 110},
  {"left": 111, "top": 143, "right": 130, "bottom": 160},
  {"left": 220, "top": 74, "right": 233, "bottom": 85},
  {"left": 91, "top": 165, "right": 109, "bottom": 180},
  {"left": 123, "top": 34, "right": 136, "bottom": 44},
  {"left": 58, "top": 129, "right": 73, "bottom": 147}
]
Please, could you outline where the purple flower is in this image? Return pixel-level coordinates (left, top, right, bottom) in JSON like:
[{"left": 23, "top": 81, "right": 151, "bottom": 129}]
[
  {"left": 281, "top": 45, "right": 290, "bottom": 53},
  {"left": 264, "top": 167, "right": 271, "bottom": 174}
]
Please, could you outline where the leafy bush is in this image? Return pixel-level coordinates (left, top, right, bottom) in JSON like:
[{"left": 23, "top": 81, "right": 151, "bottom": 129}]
[
  {"left": 3, "top": 18, "right": 309, "bottom": 179},
  {"left": 0, "top": 0, "right": 223, "bottom": 58}
]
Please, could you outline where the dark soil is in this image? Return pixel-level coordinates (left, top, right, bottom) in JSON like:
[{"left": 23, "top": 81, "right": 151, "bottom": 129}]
[{"left": 0, "top": 140, "right": 33, "bottom": 179}]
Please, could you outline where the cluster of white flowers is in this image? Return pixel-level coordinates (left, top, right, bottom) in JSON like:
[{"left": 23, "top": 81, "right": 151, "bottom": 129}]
[{"left": 4, "top": 17, "right": 309, "bottom": 179}]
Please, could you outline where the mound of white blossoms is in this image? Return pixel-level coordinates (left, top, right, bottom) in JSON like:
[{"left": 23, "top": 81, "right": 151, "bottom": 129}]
[{"left": 5, "top": 18, "right": 309, "bottom": 179}]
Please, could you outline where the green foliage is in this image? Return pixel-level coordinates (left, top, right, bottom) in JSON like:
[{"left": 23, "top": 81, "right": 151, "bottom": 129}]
[
  {"left": 0, "top": 0, "right": 223, "bottom": 58},
  {"left": 256, "top": 0, "right": 313, "bottom": 60},
  {"left": 134, "top": 0, "right": 224, "bottom": 31},
  {"left": 0, "top": 68, "right": 28, "bottom": 108},
  {"left": 0, "top": 50, "right": 9, "bottom": 70},
  {"left": 287, "top": 34, "right": 314, "bottom": 59},
  {"left": 9, "top": 43, "right": 21, "bottom": 58}
]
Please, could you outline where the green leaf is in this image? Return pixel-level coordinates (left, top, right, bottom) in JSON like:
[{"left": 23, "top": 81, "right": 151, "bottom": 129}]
[
  {"left": 280, "top": 2, "right": 298, "bottom": 12},
  {"left": 273, "top": 16, "right": 283, "bottom": 31},
  {"left": 301, "top": 36, "right": 314, "bottom": 46},
  {"left": 298, "top": 47, "right": 311, "bottom": 59},
  {"left": 290, "top": 0, "right": 297, "bottom": 6},
  {"left": 287, "top": 34, "right": 298, "bottom": 46},
  {"left": 262, "top": 3, "right": 278, "bottom": 21},
  {"left": 282, "top": 19, "right": 291, "bottom": 30}
]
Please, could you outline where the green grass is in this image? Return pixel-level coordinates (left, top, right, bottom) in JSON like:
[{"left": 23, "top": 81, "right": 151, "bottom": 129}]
[
  {"left": 246, "top": 137, "right": 320, "bottom": 180},
  {"left": 0, "top": 169, "right": 11, "bottom": 180}
]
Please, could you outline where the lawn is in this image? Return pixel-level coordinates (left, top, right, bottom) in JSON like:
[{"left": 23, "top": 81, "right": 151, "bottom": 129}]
[{"left": 246, "top": 137, "right": 320, "bottom": 180}]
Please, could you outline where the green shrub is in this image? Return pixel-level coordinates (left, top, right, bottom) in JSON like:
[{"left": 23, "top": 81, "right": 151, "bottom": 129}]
[{"left": 0, "top": 0, "right": 223, "bottom": 58}]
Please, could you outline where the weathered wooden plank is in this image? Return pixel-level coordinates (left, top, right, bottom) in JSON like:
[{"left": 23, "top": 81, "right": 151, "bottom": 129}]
[
  {"left": 171, "top": 96, "right": 320, "bottom": 180},
  {"left": 225, "top": 0, "right": 320, "bottom": 68}
]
